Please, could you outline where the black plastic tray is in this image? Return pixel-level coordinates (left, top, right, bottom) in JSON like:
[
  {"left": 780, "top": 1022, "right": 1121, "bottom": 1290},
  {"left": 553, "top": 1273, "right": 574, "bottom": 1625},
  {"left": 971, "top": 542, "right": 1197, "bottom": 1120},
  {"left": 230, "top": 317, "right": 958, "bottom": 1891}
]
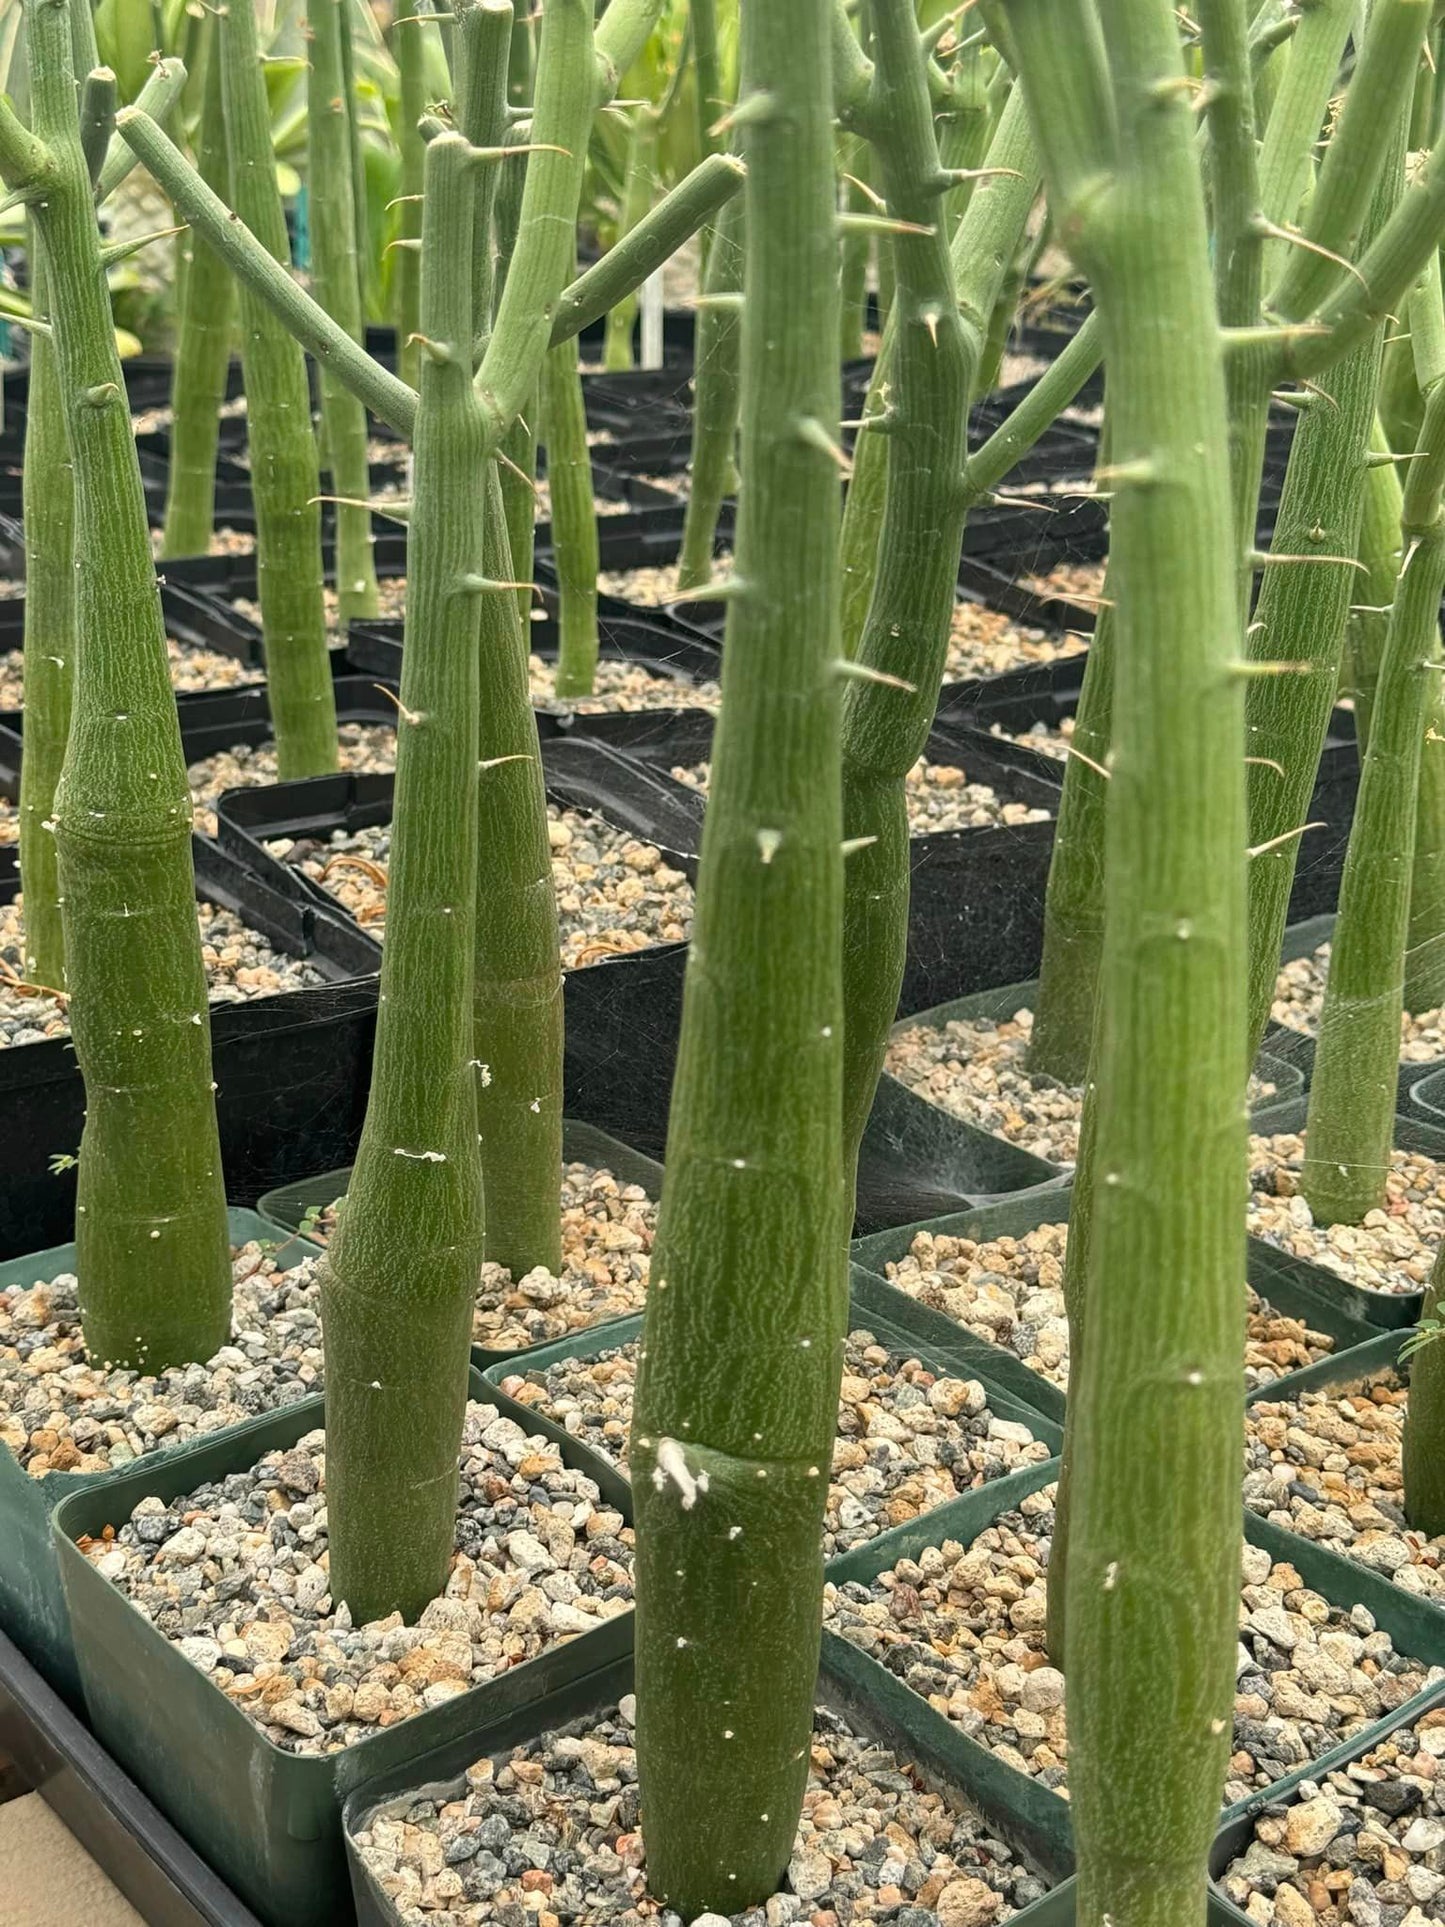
[
  {"left": 0, "top": 1625, "right": 266, "bottom": 1927},
  {"left": 0, "top": 831, "right": 379, "bottom": 1257}
]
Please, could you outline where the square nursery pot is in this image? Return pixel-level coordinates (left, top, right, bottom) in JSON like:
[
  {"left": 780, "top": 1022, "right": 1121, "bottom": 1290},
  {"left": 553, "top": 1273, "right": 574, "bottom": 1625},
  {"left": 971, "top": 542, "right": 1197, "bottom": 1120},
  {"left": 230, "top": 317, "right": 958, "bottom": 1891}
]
[
  {"left": 878, "top": 973, "right": 1304, "bottom": 1190},
  {"left": 1258, "top": 912, "right": 1445, "bottom": 1112},
  {"left": 0, "top": 1624, "right": 266, "bottom": 1927},
  {"left": 0, "top": 1208, "right": 319, "bottom": 1706},
  {"left": 52, "top": 1364, "right": 636, "bottom": 1927},
  {"left": 851, "top": 1187, "right": 1381, "bottom": 1427},
  {"left": 0, "top": 833, "right": 379, "bottom": 1258},
  {"left": 339, "top": 1640, "right": 1078, "bottom": 1927},
  {"left": 1244, "top": 1092, "right": 1445, "bottom": 1328},
  {"left": 256, "top": 1118, "right": 666, "bottom": 1374},
  {"left": 478, "top": 1263, "right": 1065, "bottom": 1523},
  {"left": 343, "top": 604, "right": 723, "bottom": 740}
]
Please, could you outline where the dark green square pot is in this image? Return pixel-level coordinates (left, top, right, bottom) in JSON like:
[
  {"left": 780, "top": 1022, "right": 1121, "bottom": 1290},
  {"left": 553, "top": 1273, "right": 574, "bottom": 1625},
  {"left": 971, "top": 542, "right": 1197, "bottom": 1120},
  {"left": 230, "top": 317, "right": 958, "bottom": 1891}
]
[
  {"left": 850, "top": 1188, "right": 1382, "bottom": 1425},
  {"left": 0, "top": 1207, "right": 319, "bottom": 1706},
  {"left": 52, "top": 1365, "right": 633, "bottom": 1927}
]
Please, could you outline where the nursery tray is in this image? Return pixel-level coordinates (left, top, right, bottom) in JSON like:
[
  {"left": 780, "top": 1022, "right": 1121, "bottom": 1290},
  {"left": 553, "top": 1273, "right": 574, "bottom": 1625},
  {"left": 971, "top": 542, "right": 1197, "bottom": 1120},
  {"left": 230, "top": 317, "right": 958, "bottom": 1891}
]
[
  {"left": 0, "top": 834, "right": 379, "bottom": 1258},
  {"left": 1244, "top": 1091, "right": 1445, "bottom": 1328},
  {"left": 344, "top": 604, "right": 723, "bottom": 736},
  {"left": 53, "top": 1365, "right": 635, "bottom": 1927},
  {"left": 850, "top": 1185, "right": 1383, "bottom": 1426},
  {"left": 1410, "top": 1061, "right": 1445, "bottom": 1123},
  {"left": 0, "top": 1625, "right": 266, "bottom": 1927},
  {"left": 0, "top": 1208, "right": 319, "bottom": 1706}
]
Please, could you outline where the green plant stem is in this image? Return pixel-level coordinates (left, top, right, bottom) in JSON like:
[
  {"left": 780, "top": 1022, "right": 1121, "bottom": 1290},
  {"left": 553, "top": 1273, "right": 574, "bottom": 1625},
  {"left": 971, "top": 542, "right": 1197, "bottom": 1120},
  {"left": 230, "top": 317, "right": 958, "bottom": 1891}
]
[
  {"left": 219, "top": 0, "right": 338, "bottom": 777},
  {"left": 473, "top": 458, "right": 564, "bottom": 1274},
  {"left": 1302, "top": 379, "right": 1445, "bottom": 1226},
  {"left": 836, "top": 320, "right": 893, "bottom": 658},
  {"left": 677, "top": 186, "right": 742, "bottom": 592},
  {"left": 94, "top": 53, "right": 184, "bottom": 204},
  {"left": 1404, "top": 1241, "right": 1445, "bottom": 1533},
  {"left": 837, "top": 133, "right": 872, "bottom": 363},
  {"left": 500, "top": 411, "right": 537, "bottom": 627},
  {"left": 1348, "top": 424, "right": 1405, "bottom": 755},
  {"left": 160, "top": 19, "right": 233, "bottom": 563},
  {"left": 309, "top": 0, "right": 380, "bottom": 624},
  {"left": 692, "top": 0, "right": 720, "bottom": 157},
  {"left": 5, "top": 0, "right": 229, "bottom": 1373},
  {"left": 393, "top": 2, "right": 428, "bottom": 389},
  {"left": 541, "top": 324, "right": 600, "bottom": 696},
  {"left": 17, "top": 246, "right": 73, "bottom": 992},
  {"left": 603, "top": 106, "right": 656, "bottom": 369},
  {"left": 629, "top": 0, "right": 846, "bottom": 1906},
  {"left": 321, "top": 133, "right": 487, "bottom": 1625},
  {"left": 1011, "top": 0, "right": 1246, "bottom": 1919},
  {"left": 1244, "top": 131, "right": 1406, "bottom": 1061}
]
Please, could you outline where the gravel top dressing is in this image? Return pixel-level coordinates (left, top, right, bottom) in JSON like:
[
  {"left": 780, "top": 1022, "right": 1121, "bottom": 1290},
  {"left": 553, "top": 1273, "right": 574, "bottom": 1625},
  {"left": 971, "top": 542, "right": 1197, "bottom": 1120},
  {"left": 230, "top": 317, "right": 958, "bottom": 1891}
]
[
  {"left": 150, "top": 525, "right": 254, "bottom": 560},
  {"left": 1217, "top": 1706, "right": 1445, "bottom": 1923},
  {"left": 1248, "top": 1135, "right": 1445, "bottom": 1299},
  {"left": 671, "top": 760, "right": 1052, "bottom": 837},
  {"left": 0, "top": 1244, "right": 321, "bottom": 1475},
  {"left": 0, "top": 895, "right": 324, "bottom": 1046},
  {"left": 824, "top": 1483, "right": 1440, "bottom": 1810},
  {"left": 80, "top": 1401, "right": 634, "bottom": 1757},
  {"left": 266, "top": 808, "right": 694, "bottom": 965},
  {"left": 187, "top": 722, "right": 397, "bottom": 835},
  {"left": 0, "top": 636, "right": 265, "bottom": 708},
  {"left": 943, "top": 602, "right": 1088, "bottom": 683},
  {"left": 530, "top": 655, "right": 720, "bottom": 713},
  {"left": 987, "top": 717, "right": 1074, "bottom": 763},
  {"left": 1272, "top": 943, "right": 1445, "bottom": 1064},
  {"left": 1018, "top": 561, "right": 1108, "bottom": 609},
  {"left": 596, "top": 558, "right": 735, "bottom": 608},
  {"left": 882, "top": 1222, "right": 1335, "bottom": 1394},
  {"left": 886, "top": 1007, "right": 1278, "bottom": 1166},
  {"left": 350, "top": 1698, "right": 1050, "bottom": 1925},
  {"left": 1245, "top": 1374, "right": 1445, "bottom": 1602},
  {"left": 499, "top": 1328, "right": 1051, "bottom": 1559}
]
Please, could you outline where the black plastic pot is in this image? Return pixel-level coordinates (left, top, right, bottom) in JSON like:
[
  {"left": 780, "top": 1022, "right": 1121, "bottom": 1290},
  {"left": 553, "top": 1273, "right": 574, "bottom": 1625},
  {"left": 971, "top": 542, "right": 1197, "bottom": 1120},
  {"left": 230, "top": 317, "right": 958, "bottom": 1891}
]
[
  {"left": 850, "top": 1184, "right": 1382, "bottom": 1427},
  {"left": 53, "top": 1365, "right": 636, "bottom": 1927},
  {"left": 0, "top": 834, "right": 379, "bottom": 1258},
  {"left": 1410, "top": 1062, "right": 1445, "bottom": 1124},
  {"left": 0, "top": 1625, "right": 266, "bottom": 1927},
  {"left": 344, "top": 605, "right": 723, "bottom": 740},
  {"left": 1245, "top": 1092, "right": 1445, "bottom": 1327},
  {"left": 0, "top": 1208, "right": 318, "bottom": 1705}
]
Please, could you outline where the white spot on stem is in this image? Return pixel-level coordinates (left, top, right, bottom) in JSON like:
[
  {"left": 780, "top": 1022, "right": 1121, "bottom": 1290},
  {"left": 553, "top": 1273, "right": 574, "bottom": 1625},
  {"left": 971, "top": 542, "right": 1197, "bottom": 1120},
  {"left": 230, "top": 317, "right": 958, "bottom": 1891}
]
[{"left": 653, "top": 1437, "right": 709, "bottom": 1509}]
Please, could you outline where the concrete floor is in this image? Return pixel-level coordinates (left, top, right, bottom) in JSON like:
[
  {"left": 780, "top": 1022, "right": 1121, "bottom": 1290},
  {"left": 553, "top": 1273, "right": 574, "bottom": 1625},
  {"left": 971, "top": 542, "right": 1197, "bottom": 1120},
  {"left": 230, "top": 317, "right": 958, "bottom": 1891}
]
[{"left": 0, "top": 1785, "right": 144, "bottom": 1927}]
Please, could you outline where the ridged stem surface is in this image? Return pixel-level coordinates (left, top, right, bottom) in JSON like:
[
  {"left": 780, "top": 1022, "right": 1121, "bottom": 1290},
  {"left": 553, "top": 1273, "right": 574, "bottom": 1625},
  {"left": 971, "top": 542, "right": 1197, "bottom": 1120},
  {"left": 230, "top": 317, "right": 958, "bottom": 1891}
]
[
  {"left": 12, "top": 0, "right": 230, "bottom": 1373},
  {"left": 18, "top": 246, "right": 74, "bottom": 990},
  {"left": 1404, "top": 1243, "right": 1445, "bottom": 1533},
  {"left": 677, "top": 187, "right": 742, "bottom": 591},
  {"left": 602, "top": 108, "right": 656, "bottom": 369},
  {"left": 541, "top": 316, "right": 600, "bottom": 697},
  {"left": 393, "top": 3, "right": 428, "bottom": 391},
  {"left": 220, "top": 0, "right": 338, "bottom": 777},
  {"left": 629, "top": 0, "right": 847, "bottom": 1907},
  {"left": 321, "top": 136, "right": 487, "bottom": 1624},
  {"left": 159, "top": 17, "right": 233, "bottom": 562},
  {"left": 1302, "top": 373, "right": 1445, "bottom": 1226},
  {"left": 1013, "top": 0, "right": 1247, "bottom": 1919},
  {"left": 1244, "top": 131, "right": 1406, "bottom": 1060},
  {"left": 309, "top": 0, "right": 380, "bottom": 624}
]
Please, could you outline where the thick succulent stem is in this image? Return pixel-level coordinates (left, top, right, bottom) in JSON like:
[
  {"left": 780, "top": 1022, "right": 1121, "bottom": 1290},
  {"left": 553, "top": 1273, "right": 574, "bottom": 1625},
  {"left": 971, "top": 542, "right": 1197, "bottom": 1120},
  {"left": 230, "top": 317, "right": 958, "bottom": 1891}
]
[
  {"left": 1244, "top": 131, "right": 1407, "bottom": 1061},
  {"left": 1347, "top": 424, "right": 1405, "bottom": 755},
  {"left": 1011, "top": 0, "right": 1246, "bottom": 1920},
  {"left": 602, "top": 106, "right": 656, "bottom": 370},
  {"left": 1302, "top": 375, "right": 1445, "bottom": 1226},
  {"left": 1404, "top": 670, "right": 1445, "bottom": 1010},
  {"left": 1028, "top": 598, "right": 1116, "bottom": 1087},
  {"left": 309, "top": 0, "right": 380, "bottom": 624},
  {"left": 8, "top": 0, "right": 230, "bottom": 1373},
  {"left": 677, "top": 187, "right": 743, "bottom": 592},
  {"left": 836, "top": 321, "right": 893, "bottom": 658},
  {"left": 219, "top": 0, "right": 338, "bottom": 777},
  {"left": 473, "top": 460, "right": 564, "bottom": 1275},
  {"left": 17, "top": 247, "right": 74, "bottom": 991},
  {"left": 692, "top": 0, "right": 721, "bottom": 160},
  {"left": 837, "top": 134, "right": 872, "bottom": 364},
  {"left": 159, "top": 15, "right": 234, "bottom": 562},
  {"left": 836, "top": 66, "right": 1041, "bottom": 1171},
  {"left": 321, "top": 134, "right": 487, "bottom": 1625},
  {"left": 500, "top": 411, "right": 537, "bottom": 628},
  {"left": 1404, "top": 1242, "right": 1445, "bottom": 1534},
  {"left": 629, "top": 0, "right": 847, "bottom": 1907},
  {"left": 393, "top": 3, "right": 428, "bottom": 391},
  {"left": 540, "top": 324, "right": 600, "bottom": 697}
]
